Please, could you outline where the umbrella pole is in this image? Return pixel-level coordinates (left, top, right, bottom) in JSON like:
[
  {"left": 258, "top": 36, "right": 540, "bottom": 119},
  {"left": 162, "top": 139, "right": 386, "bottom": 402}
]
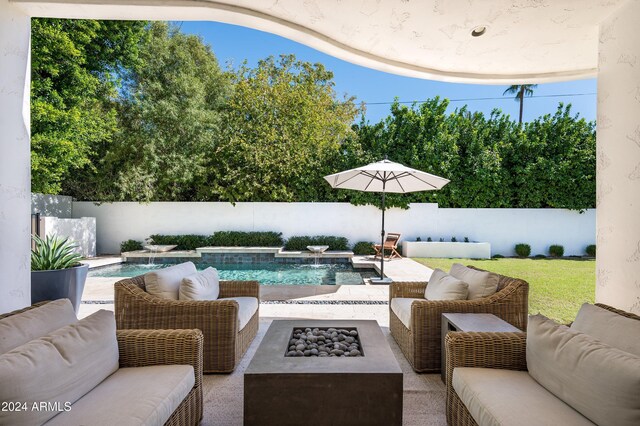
[{"left": 380, "top": 186, "right": 386, "bottom": 280}]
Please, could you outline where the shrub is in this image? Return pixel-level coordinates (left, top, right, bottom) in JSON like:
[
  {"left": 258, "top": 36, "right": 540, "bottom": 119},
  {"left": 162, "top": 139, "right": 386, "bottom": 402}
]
[
  {"left": 464, "top": 237, "right": 470, "bottom": 243},
  {"left": 451, "top": 237, "right": 457, "bottom": 242},
  {"left": 533, "top": 254, "right": 547, "bottom": 259},
  {"left": 492, "top": 254, "right": 505, "bottom": 259},
  {"left": 284, "top": 235, "right": 350, "bottom": 251},
  {"left": 586, "top": 244, "right": 596, "bottom": 257},
  {"left": 549, "top": 245, "right": 564, "bottom": 257},
  {"left": 31, "top": 235, "right": 83, "bottom": 271},
  {"left": 120, "top": 239, "right": 143, "bottom": 253},
  {"left": 149, "top": 234, "right": 212, "bottom": 250},
  {"left": 439, "top": 238, "right": 444, "bottom": 242},
  {"left": 416, "top": 237, "right": 421, "bottom": 242},
  {"left": 210, "top": 231, "right": 283, "bottom": 247},
  {"left": 514, "top": 243, "right": 531, "bottom": 258},
  {"left": 352, "top": 241, "right": 376, "bottom": 255},
  {"left": 427, "top": 237, "right": 432, "bottom": 242}
]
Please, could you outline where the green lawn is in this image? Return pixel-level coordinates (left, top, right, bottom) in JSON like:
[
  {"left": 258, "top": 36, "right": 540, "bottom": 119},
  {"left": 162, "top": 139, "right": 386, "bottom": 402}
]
[{"left": 412, "top": 258, "right": 595, "bottom": 324}]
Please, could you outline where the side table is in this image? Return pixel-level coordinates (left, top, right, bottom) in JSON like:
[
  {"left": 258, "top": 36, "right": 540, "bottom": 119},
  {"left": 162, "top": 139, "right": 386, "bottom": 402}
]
[{"left": 441, "top": 313, "right": 520, "bottom": 382}]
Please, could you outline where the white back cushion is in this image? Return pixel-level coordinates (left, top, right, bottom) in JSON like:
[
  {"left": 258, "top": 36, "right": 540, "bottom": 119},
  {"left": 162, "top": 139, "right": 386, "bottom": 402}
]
[
  {"left": 449, "top": 263, "right": 499, "bottom": 299},
  {"left": 179, "top": 267, "right": 220, "bottom": 300},
  {"left": 571, "top": 303, "right": 640, "bottom": 356},
  {"left": 0, "top": 299, "right": 77, "bottom": 355},
  {"left": 425, "top": 268, "right": 469, "bottom": 301},
  {"left": 527, "top": 314, "right": 640, "bottom": 426},
  {"left": 0, "top": 310, "right": 119, "bottom": 425},
  {"left": 145, "top": 262, "right": 197, "bottom": 300}
]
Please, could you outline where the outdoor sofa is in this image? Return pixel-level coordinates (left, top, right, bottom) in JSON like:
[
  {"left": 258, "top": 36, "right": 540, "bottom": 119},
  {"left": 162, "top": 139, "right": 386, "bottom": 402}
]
[
  {"left": 445, "top": 303, "right": 640, "bottom": 425},
  {"left": 389, "top": 265, "right": 528, "bottom": 373},
  {"left": 115, "top": 262, "right": 259, "bottom": 373},
  {"left": 0, "top": 299, "right": 203, "bottom": 426}
]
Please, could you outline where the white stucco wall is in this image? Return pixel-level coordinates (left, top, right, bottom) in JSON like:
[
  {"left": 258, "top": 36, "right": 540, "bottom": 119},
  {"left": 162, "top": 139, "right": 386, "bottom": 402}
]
[
  {"left": 596, "top": 0, "right": 640, "bottom": 314},
  {"left": 31, "top": 193, "right": 73, "bottom": 217},
  {"left": 72, "top": 202, "right": 595, "bottom": 257},
  {"left": 42, "top": 217, "right": 96, "bottom": 258},
  {"left": 0, "top": 1, "right": 31, "bottom": 314}
]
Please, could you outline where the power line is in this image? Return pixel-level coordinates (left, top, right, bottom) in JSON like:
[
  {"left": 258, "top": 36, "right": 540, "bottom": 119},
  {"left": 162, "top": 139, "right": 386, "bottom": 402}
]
[{"left": 363, "top": 92, "right": 597, "bottom": 106}]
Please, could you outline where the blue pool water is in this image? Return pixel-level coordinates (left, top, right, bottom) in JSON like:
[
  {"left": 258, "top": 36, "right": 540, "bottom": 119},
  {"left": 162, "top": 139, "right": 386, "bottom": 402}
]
[{"left": 89, "top": 263, "right": 371, "bottom": 286}]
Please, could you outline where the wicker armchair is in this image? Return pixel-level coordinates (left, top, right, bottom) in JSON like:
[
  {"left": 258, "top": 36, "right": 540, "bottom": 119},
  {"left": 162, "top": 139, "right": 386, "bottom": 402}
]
[
  {"left": 444, "top": 304, "right": 639, "bottom": 426},
  {"left": 0, "top": 302, "right": 204, "bottom": 426},
  {"left": 389, "top": 266, "right": 528, "bottom": 373},
  {"left": 115, "top": 275, "right": 259, "bottom": 373}
]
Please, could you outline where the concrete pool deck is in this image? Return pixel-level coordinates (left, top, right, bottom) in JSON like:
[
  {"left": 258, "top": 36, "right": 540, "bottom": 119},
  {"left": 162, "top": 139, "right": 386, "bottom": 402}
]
[{"left": 78, "top": 255, "right": 433, "bottom": 322}]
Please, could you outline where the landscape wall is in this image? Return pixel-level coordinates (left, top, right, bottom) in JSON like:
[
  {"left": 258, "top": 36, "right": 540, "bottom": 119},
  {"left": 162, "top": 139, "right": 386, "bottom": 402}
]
[{"left": 72, "top": 202, "right": 595, "bottom": 257}]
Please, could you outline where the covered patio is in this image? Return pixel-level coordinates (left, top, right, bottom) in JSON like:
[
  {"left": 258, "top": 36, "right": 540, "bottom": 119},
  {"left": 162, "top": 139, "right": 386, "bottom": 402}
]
[{"left": 1, "top": 1, "right": 639, "bottom": 425}]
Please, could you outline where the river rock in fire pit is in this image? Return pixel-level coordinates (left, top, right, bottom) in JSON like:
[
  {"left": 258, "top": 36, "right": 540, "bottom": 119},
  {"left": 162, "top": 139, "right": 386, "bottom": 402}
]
[{"left": 285, "top": 327, "right": 363, "bottom": 357}]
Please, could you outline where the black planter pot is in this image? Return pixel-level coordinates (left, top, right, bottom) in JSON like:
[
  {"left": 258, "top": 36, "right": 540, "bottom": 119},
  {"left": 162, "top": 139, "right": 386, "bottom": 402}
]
[{"left": 31, "top": 264, "right": 89, "bottom": 314}]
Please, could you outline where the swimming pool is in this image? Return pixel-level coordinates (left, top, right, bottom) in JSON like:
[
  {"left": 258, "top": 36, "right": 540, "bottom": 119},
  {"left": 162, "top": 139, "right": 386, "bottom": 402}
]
[{"left": 89, "top": 263, "right": 373, "bottom": 286}]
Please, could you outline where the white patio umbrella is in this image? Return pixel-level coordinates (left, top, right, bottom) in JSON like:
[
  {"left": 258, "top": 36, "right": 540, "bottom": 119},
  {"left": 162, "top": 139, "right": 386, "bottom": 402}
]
[{"left": 324, "top": 158, "right": 450, "bottom": 283}]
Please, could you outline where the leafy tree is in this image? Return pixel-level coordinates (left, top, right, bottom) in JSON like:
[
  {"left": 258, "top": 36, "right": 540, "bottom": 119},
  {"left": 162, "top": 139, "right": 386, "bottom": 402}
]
[
  {"left": 203, "top": 54, "right": 360, "bottom": 203},
  {"left": 503, "top": 84, "right": 538, "bottom": 123},
  {"left": 72, "top": 22, "right": 230, "bottom": 201},
  {"left": 31, "top": 18, "right": 146, "bottom": 194}
]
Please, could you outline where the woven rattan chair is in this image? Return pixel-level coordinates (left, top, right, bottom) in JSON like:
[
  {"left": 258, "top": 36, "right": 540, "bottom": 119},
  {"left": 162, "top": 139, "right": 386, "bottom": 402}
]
[
  {"left": 115, "top": 276, "right": 259, "bottom": 373},
  {"left": 444, "top": 304, "right": 639, "bottom": 426},
  {"left": 0, "top": 302, "right": 204, "bottom": 426},
  {"left": 389, "top": 266, "right": 528, "bottom": 373}
]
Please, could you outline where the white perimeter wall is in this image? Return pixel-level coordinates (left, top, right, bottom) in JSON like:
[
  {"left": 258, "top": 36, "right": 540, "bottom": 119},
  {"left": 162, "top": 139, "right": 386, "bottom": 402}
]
[
  {"left": 72, "top": 202, "right": 595, "bottom": 257},
  {"left": 42, "top": 217, "right": 96, "bottom": 258}
]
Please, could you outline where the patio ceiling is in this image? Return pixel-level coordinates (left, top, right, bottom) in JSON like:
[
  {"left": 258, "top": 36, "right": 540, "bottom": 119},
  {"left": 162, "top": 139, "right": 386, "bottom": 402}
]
[{"left": 13, "top": 0, "right": 627, "bottom": 84}]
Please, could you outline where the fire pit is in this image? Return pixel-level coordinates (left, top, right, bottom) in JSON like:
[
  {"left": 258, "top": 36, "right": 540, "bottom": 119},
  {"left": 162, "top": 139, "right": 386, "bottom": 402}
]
[
  {"left": 244, "top": 320, "right": 402, "bottom": 426},
  {"left": 285, "top": 327, "right": 363, "bottom": 357}
]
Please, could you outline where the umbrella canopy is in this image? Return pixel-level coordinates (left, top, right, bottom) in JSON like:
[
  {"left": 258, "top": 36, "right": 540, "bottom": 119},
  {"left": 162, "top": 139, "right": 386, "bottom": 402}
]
[
  {"left": 324, "top": 159, "right": 450, "bottom": 283},
  {"left": 324, "top": 159, "right": 450, "bottom": 193}
]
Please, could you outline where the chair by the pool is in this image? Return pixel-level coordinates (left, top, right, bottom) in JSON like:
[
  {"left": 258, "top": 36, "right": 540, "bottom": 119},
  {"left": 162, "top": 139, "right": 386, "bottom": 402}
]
[
  {"left": 389, "top": 265, "right": 528, "bottom": 373},
  {"left": 373, "top": 232, "right": 402, "bottom": 260},
  {"left": 114, "top": 273, "right": 259, "bottom": 373}
]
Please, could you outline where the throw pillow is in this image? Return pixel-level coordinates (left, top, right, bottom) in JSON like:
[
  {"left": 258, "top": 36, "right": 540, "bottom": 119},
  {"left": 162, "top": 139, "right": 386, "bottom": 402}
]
[
  {"left": 527, "top": 314, "right": 640, "bottom": 426},
  {"left": 570, "top": 303, "right": 640, "bottom": 356},
  {"left": 179, "top": 267, "right": 220, "bottom": 300},
  {"left": 449, "top": 263, "right": 499, "bottom": 299},
  {"left": 425, "top": 268, "right": 469, "bottom": 300},
  {"left": 0, "top": 310, "right": 119, "bottom": 425},
  {"left": 145, "top": 262, "right": 197, "bottom": 300},
  {"left": 0, "top": 299, "right": 77, "bottom": 354}
]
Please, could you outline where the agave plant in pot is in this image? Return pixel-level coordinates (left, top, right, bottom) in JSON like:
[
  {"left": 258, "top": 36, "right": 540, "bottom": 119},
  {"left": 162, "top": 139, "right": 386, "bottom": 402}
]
[{"left": 31, "top": 235, "right": 88, "bottom": 313}]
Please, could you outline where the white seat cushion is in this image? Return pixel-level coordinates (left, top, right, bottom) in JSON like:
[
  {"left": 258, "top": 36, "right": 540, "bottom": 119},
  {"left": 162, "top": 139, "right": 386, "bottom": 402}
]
[
  {"left": 449, "top": 263, "right": 499, "bottom": 300},
  {"left": 453, "top": 368, "right": 594, "bottom": 426},
  {"left": 179, "top": 267, "right": 220, "bottom": 300},
  {"left": 0, "top": 299, "right": 77, "bottom": 354},
  {"left": 0, "top": 310, "right": 119, "bottom": 426},
  {"left": 425, "top": 269, "right": 469, "bottom": 300},
  {"left": 570, "top": 303, "right": 640, "bottom": 356},
  {"left": 390, "top": 298, "right": 421, "bottom": 329},
  {"left": 45, "top": 365, "right": 195, "bottom": 426},
  {"left": 527, "top": 314, "right": 640, "bottom": 426},
  {"left": 145, "top": 262, "right": 197, "bottom": 300},
  {"left": 218, "top": 297, "right": 258, "bottom": 330}
]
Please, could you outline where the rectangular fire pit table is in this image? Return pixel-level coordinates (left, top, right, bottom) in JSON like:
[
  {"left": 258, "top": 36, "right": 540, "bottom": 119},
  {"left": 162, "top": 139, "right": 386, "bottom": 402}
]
[{"left": 244, "top": 319, "right": 403, "bottom": 426}]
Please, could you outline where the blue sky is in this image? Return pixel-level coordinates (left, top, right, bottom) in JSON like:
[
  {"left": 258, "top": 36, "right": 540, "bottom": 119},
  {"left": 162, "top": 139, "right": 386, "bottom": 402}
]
[{"left": 178, "top": 21, "right": 597, "bottom": 125}]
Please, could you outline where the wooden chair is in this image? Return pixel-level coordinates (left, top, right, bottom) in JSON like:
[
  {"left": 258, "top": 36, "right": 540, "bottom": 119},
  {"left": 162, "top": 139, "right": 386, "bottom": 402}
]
[{"left": 373, "top": 232, "right": 402, "bottom": 260}]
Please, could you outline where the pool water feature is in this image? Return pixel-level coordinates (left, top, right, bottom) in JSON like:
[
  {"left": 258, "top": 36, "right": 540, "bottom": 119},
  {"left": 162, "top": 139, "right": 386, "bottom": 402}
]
[{"left": 89, "top": 263, "right": 372, "bottom": 286}]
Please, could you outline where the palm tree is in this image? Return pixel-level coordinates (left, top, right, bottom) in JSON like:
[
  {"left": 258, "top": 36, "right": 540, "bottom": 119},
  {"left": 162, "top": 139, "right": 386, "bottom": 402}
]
[{"left": 503, "top": 84, "right": 537, "bottom": 124}]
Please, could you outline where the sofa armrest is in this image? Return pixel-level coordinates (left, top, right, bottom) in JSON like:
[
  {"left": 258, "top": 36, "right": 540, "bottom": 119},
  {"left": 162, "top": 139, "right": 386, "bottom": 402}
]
[
  {"left": 218, "top": 280, "right": 260, "bottom": 299},
  {"left": 0, "top": 301, "right": 50, "bottom": 320},
  {"left": 444, "top": 331, "right": 527, "bottom": 392},
  {"left": 117, "top": 329, "right": 203, "bottom": 387},
  {"left": 389, "top": 281, "right": 428, "bottom": 300}
]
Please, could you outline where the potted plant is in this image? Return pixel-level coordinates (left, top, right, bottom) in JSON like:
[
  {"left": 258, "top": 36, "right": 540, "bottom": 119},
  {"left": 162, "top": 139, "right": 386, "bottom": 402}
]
[{"left": 31, "top": 235, "right": 88, "bottom": 313}]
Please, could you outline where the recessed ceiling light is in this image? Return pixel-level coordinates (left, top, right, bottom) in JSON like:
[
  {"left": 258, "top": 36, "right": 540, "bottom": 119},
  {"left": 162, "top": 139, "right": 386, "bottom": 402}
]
[{"left": 471, "top": 26, "right": 487, "bottom": 37}]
